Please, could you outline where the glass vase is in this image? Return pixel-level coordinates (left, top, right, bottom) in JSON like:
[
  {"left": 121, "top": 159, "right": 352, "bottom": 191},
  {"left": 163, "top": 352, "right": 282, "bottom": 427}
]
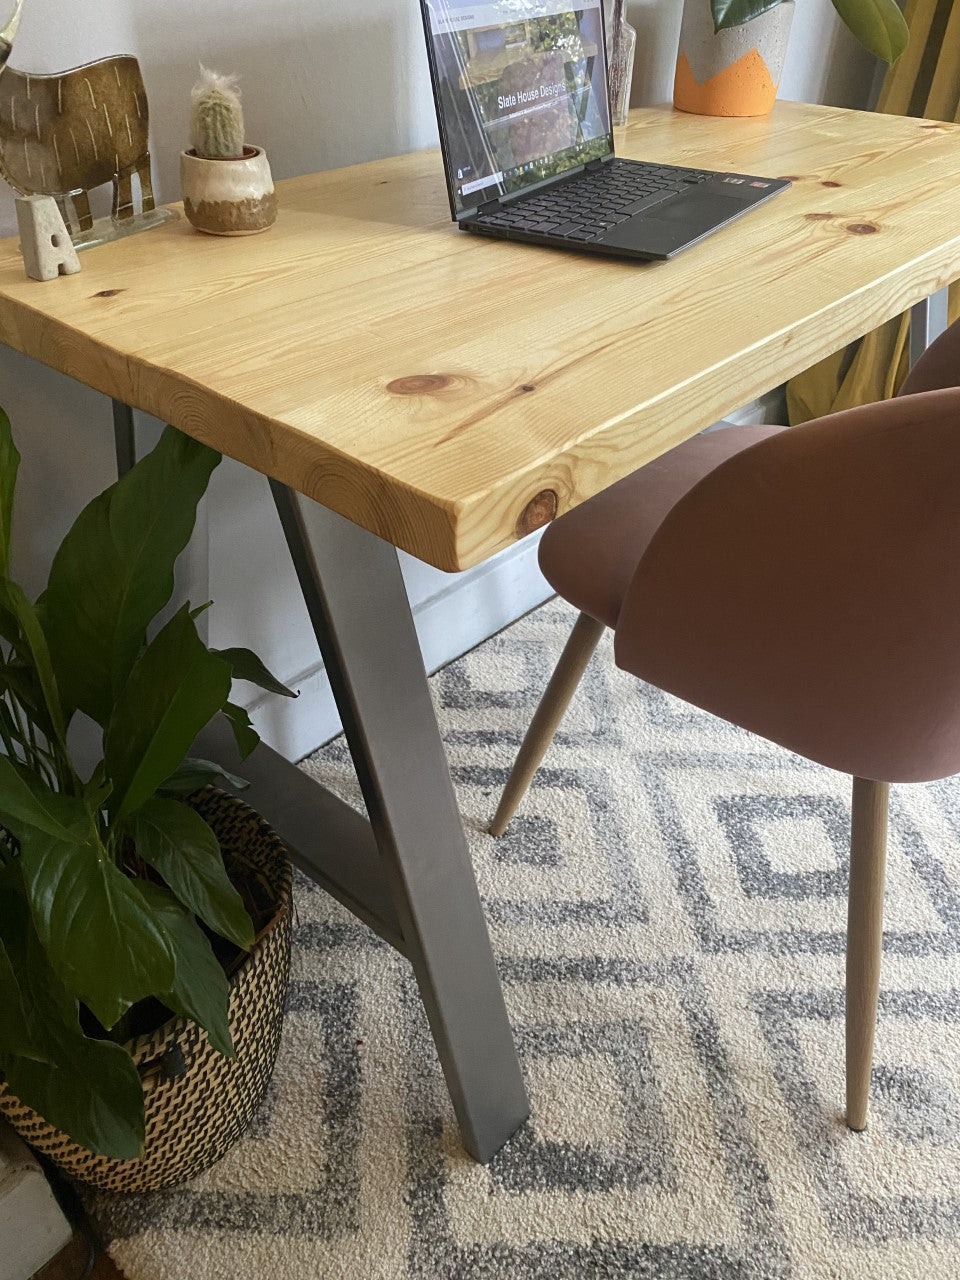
[{"left": 609, "top": 19, "right": 637, "bottom": 127}]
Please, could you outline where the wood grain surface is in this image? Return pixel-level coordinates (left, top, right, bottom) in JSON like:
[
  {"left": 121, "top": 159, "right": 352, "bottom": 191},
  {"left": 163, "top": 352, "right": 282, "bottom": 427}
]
[{"left": 1, "top": 101, "right": 959, "bottom": 571}]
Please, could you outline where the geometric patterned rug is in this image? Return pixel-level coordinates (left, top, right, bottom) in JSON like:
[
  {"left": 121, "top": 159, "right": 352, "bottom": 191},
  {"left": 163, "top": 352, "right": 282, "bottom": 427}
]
[{"left": 90, "top": 599, "right": 960, "bottom": 1279}]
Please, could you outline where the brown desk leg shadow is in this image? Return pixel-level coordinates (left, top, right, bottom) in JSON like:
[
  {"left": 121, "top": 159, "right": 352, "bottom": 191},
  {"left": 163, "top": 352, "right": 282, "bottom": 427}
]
[{"left": 36, "top": 1236, "right": 125, "bottom": 1280}]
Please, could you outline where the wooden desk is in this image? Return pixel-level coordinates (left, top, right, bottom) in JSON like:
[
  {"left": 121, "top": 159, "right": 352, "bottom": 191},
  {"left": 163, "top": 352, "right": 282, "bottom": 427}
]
[
  {"left": 1, "top": 102, "right": 959, "bottom": 572},
  {"left": 2, "top": 101, "right": 959, "bottom": 1162}
]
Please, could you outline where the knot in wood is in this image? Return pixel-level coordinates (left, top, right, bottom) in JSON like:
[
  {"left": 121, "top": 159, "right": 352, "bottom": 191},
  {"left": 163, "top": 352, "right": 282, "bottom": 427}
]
[
  {"left": 387, "top": 374, "right": 451, "bottom": 396},
  {"left": 516, "top": 489, "right": 558, "bottom": 538},
  {"left": 821, "top": 180, "right": 842, "bottom": 188},
  {"left": 93, "top": 288, "right": 124, "bottom": 297},
  {"left": 846, "top": 222, "right": 878, "bottom": 235}
]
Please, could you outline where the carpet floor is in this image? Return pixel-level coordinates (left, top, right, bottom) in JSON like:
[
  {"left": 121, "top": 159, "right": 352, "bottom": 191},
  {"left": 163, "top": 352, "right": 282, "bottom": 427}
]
[{"left": 92, "top": 599, "right": 960, "bottom": 1279}]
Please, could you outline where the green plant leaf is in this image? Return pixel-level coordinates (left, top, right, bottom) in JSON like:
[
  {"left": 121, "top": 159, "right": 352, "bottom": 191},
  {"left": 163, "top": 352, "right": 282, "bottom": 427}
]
[
  {"left": 0, "top": 407, "right": 18, "bottom": 578},
  {"left": 1, "top": 580, "right": 69, "bottom": 752},
  {"left": 712, "top": 0, "right": 908, "bottom": 61},
  {"left": 0, "top": 753, "right": 79, "bottom": 842},
  {"left": 214, "top": 647, "right": 297, "bottom": 698},
  {"left": 3, "top": 658, "right": 47, "bottom": 721},
  {"left": 221, "top": 701, "right": 259, "bottom": 760},
  {"left": 136, "top": 882, "right": 235, "bottom": 1059},
  {"left": 104, "top": 606, "right": 233, "bottom": 819},
  {"left": 16, "top": 789, "right": 175, "bottom": 1028},
  {"left": 1, "top": 1033, "right": 145, "bottom": 1159},
  {"left": 132, "top": 797, "right": 253, "bottom": 948},
  {"left": 0, "top": 863, "right": 75, "bottom": 1028},
  {"left": 159, "top": 757, "right": 249, "bottom": 795},
  {"left": 711, "top": 0, "right": 783, "bottom": 31},
  {"left": 39, "top": 427, "right": 220, "bottom": 726},
  {"left": 0, "top": 935, "right": 46, "bottom": 1062},
  {"left": 0, "top": 600, "right": 18, "bottom": 646},
  {"left": 0, "top": 698, "right": 21, "bottom": 753},
  {"left": 82, "top": 761, "right": 114, "bottom": 811},
  {"left": 0, "top": 869, "right": 144, "bottom": 1157},
  {"left": 830, "top": 0, "right": 908, "bottom": 63},
  {"left": 0, "top": 661, "right": 67, "bottom": 789}
]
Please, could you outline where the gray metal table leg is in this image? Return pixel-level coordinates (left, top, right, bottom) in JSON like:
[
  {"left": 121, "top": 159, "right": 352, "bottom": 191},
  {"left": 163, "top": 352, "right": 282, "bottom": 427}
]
[
  {"left": 112, "top": 399, "right": 137, "bottom": 476},
  {"left": 910, "top": 287, "right": 950, "bottom": 368},
  {"left": 111, "top": 402, "right": 530, "bottom": 1160},
  {"left": 271, "top": 485, "right": 530, "bottom": 1163}
]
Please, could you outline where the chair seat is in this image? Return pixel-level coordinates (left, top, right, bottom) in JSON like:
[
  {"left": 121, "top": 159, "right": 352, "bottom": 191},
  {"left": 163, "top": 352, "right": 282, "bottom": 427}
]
[{"left": 538, "top": 424, "right": 786, "bottom": 628}]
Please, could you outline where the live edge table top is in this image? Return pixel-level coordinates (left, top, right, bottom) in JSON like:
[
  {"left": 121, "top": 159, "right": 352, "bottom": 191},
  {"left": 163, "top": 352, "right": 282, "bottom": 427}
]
[{"left": 1, "top": 101, "right": 959, "bottom": 572}]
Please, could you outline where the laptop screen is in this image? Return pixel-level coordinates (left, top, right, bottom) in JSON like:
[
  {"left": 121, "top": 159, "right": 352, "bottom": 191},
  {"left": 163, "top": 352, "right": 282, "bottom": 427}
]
[{"left": 421, "top": 1, "right": 614, "bottom": 217}]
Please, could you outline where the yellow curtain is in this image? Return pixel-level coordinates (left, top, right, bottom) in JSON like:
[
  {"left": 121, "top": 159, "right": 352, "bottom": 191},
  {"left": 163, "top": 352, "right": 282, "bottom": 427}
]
[{"left": 785, "top": 0, "right": 960, "bottom": 425}]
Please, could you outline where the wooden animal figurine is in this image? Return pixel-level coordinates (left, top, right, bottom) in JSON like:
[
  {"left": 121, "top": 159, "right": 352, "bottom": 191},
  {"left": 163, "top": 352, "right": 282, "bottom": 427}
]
[{"left": 0, "top": 54, "right": 157, "bottom": 235}]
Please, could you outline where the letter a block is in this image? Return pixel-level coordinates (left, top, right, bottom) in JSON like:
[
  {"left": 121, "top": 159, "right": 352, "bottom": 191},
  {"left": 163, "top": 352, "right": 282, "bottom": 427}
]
[{"left": 15, "top": 194, "right": 81, "bottom": 281}]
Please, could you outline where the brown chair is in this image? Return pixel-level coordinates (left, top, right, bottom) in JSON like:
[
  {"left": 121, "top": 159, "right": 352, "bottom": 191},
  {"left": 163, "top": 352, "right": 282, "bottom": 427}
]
[{"left": 490, "top": 319, "right": 960, "bottom": 1130}]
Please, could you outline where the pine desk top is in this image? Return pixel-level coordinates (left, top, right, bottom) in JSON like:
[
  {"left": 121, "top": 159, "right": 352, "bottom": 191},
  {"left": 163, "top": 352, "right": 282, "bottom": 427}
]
[{"left": 1, "top": 101, "right": 959, "bottom": 571}]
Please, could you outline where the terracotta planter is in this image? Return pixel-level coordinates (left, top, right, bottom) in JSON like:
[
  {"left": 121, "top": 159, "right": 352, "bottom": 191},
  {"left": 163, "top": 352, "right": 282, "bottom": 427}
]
[
  {"left": 673, "top": 0, "right": 795, "bottom": 118},
  {"left": 180, "top": 145, "right": 278, "bottom": 236},
  {"left": 0, "top": 790, "right": 293, "bottom": 1192}
]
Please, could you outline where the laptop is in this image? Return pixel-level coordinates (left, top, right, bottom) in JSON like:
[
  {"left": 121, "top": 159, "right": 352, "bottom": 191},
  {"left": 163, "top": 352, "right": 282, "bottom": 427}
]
[{"left": 419, "top": 0, "right": 790, "bottom": 260}]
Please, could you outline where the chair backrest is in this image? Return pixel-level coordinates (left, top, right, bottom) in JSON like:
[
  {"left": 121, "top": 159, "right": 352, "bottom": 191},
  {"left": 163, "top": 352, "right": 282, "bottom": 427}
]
[{"left": 615, "top": 383, "right": 960, "bottom": 782}]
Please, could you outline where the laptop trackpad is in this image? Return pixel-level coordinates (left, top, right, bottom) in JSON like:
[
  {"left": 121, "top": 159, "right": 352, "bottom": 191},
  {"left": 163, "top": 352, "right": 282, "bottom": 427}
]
[
  {"left": 602, "top": 191, "right": 748, "bottom": 251},
  {"left": 648, "top": 191, "right": 748, "bottom": 225}
]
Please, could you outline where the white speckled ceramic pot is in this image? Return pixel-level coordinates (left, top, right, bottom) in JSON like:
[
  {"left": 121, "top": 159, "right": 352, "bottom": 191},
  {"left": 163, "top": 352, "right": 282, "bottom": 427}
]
[
  {"left": 674, "top": 0, "right": 795, "bottom": 117},
  {"left": 180, "top": 145, "right": 277, "bottom": 236}
]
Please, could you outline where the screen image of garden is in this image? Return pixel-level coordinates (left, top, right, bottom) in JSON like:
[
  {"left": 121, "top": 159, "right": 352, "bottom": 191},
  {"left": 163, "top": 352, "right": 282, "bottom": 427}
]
[{"left": 426, "top": 2, "right": 612, "bottom": 211}]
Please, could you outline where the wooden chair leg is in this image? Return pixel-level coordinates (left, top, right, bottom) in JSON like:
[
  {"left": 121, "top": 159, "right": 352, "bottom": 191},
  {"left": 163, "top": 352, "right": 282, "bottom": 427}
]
[
  {"left": 845, "top": 776, "right": 890, "bottom": 1131},
  {"left": 489, "top": 611, "right": 606, "bottom": 837}
]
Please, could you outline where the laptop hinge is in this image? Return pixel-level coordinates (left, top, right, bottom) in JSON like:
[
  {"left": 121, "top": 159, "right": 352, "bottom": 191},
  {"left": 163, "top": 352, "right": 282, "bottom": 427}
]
[
  {"left": 478, "top": 197, "right": 501, "bottom": 213},
  {"left": 586, "top": 158, "right": 605, "bottom": 171}
]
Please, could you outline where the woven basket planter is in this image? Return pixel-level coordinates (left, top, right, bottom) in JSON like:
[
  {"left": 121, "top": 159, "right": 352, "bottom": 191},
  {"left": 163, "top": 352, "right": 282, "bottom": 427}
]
[{"left": 0, "top": 788, "right": 293, "bottom": 1193}]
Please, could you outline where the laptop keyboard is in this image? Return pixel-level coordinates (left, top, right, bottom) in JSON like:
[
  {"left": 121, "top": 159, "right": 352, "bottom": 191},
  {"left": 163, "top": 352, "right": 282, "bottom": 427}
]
[{"left": 472, "top": 158, "right": 715, "bottom": 242}]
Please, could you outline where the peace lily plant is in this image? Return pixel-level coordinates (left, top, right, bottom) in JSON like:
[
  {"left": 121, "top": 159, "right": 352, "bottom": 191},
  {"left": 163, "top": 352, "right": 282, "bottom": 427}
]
[
  {"left": 711, "top": 0, "right": 909, "bottom": 64},
  {"left": 0, "top": 412, "right": 293, "bottom": 1159}
]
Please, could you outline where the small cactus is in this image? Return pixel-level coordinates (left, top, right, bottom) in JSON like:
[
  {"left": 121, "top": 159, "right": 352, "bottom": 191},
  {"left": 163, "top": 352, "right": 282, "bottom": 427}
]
[{"left": 190, "top": 66, "right": 245, "bottom": 160}]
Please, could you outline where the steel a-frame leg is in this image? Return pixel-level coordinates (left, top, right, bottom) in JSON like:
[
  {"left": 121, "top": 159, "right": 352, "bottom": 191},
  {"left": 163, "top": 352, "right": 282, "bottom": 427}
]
[
  {"left": 112, "top": 400, "right": 529, "bottom": 1161},
  {"left": 270, "top": 484, "right": 530, "bottom": 1162}
]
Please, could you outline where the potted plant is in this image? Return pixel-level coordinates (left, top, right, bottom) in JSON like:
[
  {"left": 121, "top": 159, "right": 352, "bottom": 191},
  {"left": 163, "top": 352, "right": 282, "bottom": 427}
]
[
  {"left": 180, "top": 66, "right": 278, "bottom": 236},
  {"left": 0, "top": 410, "right": 295, "bottom": 1192},
  {"left": 673, "top": 0, "right": 910, "bottom": 117}
]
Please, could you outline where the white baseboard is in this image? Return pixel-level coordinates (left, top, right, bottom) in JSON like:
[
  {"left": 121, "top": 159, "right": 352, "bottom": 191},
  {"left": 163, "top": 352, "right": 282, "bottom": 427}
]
[{"left": 716, "top": 387, "right": 786, "bottom": 427}]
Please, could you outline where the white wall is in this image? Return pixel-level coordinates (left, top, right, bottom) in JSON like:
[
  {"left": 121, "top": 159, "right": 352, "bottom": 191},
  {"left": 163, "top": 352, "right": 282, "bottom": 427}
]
[{"left": 0, "top": 0, "right": 875, "bottom": 758}]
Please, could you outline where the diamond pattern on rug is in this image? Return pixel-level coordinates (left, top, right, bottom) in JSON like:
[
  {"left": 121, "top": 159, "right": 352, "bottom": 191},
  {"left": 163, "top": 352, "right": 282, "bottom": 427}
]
[{"left": 92, "top": 599, "right": 960, "bottom": 1280}]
